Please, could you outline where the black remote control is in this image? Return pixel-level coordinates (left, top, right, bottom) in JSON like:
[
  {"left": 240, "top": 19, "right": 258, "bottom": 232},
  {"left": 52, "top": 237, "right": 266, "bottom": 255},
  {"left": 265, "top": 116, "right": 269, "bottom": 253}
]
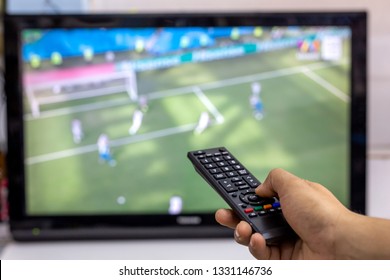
[{"left": 187, "top": 147, "right": 295, "bottom": 245}]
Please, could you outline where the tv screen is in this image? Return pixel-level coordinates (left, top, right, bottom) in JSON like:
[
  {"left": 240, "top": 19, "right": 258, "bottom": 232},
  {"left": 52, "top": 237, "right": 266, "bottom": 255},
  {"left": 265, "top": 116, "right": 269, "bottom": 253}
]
[{"left": 4, "top": 13, "right": 367, "bottom": 240}]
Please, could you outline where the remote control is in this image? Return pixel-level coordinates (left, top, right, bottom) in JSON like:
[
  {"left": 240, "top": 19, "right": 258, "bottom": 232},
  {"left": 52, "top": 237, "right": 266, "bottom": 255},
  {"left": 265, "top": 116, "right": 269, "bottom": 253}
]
[{"left": 187, "top": 147, "right": 295, "bottom": 245}]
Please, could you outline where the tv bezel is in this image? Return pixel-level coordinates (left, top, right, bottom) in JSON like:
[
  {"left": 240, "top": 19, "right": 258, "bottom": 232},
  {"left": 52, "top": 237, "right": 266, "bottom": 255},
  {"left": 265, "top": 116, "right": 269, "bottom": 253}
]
[{"left": 4, "top": 12, "right": 367, "bottom": 241}]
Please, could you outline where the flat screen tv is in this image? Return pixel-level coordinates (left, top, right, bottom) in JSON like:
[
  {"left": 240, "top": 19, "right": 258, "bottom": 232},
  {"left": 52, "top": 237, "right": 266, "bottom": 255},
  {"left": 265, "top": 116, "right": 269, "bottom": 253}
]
[{"left": 4, "top": 12, "right": 367, "bottom": 240}]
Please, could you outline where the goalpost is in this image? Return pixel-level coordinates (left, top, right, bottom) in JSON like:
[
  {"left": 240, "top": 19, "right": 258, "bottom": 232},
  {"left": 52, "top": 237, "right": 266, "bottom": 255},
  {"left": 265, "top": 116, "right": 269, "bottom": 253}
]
[{"left": 25, "top": 68, "right": 138, "bottom": 117}]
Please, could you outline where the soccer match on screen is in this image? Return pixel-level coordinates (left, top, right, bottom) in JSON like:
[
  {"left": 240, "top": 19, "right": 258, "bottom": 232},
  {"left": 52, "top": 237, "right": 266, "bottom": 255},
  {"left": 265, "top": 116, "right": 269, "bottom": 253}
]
[{"left": 21, "top": 26, "right": 351, "bottom": 215}]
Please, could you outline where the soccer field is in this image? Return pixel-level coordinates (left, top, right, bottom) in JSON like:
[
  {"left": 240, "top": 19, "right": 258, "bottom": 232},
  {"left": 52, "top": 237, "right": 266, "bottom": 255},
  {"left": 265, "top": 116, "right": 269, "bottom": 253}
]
[{"left": 25, "top": 47, "right": 350, "bottom": 215}]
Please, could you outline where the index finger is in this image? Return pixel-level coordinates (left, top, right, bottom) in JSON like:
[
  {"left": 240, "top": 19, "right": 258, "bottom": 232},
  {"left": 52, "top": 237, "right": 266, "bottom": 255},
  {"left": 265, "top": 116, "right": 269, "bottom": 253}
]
[{"left": 255, "top": 168, "right": 306, "bottom": 199}]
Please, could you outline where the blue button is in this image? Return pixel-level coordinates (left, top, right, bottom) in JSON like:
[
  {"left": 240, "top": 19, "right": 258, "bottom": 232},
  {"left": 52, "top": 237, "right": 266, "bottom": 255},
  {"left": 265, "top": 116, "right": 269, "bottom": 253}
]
[{"left": 272, "top": 202, "right": 281, "bottom": 208}]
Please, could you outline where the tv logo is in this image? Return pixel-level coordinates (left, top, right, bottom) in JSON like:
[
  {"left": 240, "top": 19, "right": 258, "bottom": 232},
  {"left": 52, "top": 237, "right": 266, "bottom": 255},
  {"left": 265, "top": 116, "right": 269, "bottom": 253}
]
[
  {"left": 176, "top": 216, "right": 202, "bottom": 225},
  {"left": 296, "top": 39, "right": 321, "bottom": 60}
]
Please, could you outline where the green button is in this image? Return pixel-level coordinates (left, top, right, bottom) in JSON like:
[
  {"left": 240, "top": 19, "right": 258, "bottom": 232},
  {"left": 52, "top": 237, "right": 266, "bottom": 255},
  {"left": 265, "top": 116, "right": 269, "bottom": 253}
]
[{"left": 254, "top": 206, "right": 263, "bottom": 211}]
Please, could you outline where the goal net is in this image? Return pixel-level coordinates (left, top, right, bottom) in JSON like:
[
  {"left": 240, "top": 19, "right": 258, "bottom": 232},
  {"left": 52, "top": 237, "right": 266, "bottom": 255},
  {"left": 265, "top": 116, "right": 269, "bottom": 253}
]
[{"left": 25, "top": 69, "right": 137, "bottom": 117}]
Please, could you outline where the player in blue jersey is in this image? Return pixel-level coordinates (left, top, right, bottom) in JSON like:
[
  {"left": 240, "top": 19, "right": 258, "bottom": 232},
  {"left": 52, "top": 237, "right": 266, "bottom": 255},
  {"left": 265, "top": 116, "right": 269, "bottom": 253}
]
[
  {"left": 97, "top": 134, "right": 116, "bottom": 166},
  {"left": 249, "top": 82, "right": 264, "bottom": 120}
]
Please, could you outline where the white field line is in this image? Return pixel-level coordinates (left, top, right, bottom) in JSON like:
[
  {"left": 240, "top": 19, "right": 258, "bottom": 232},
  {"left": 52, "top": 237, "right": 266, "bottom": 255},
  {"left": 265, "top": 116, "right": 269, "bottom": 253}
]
[
  {"left": 26, "top": 61, "right": 340, "bottom": 120},
  {"left": 192, "top": 87, "right": 225, "bottom": 124},
  {"left": 301, "top": 67, "right": 350, "bottom": 102},
  {"left": 26, "top": 123, "right": 196, "bottom": 165}
]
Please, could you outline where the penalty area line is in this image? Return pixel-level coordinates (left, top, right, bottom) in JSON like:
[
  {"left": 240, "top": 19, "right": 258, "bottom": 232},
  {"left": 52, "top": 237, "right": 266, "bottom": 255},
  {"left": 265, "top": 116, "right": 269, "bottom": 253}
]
[
  {"left": 192, "top": 87, "right": 224, "bottom": 124},
  {"left": 301, "top": 67, "right": 350, "bottom": 102}
]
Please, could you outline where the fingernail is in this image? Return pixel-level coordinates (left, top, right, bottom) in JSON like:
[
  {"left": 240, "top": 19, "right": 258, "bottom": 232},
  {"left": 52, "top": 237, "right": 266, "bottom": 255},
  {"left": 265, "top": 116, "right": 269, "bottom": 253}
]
[
  {"left": 249, "top": 236, "right": 255, "bottom": 248},
  {"left": 234, "top": 229, "right": 240, "bottom": 241}
]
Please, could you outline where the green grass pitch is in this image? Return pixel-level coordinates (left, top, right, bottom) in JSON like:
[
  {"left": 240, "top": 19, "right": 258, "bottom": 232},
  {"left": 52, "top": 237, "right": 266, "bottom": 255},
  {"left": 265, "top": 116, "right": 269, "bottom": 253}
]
[{"left": 25, "top": 46, "right": 350, "bottom": 215}]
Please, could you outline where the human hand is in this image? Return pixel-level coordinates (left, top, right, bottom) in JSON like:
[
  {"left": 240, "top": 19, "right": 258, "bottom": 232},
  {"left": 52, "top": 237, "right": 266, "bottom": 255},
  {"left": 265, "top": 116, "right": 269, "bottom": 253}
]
[{"left": 215, "top": 168, "right": 352, "bottom": 259}]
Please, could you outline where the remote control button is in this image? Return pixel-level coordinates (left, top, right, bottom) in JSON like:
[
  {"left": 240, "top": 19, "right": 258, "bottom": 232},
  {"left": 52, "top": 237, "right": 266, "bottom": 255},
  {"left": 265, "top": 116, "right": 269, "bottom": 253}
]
[
  {"left": 249, "top": 213, "right": 257, "bottom": 218},
  {"left": 263, "top": 204, "right": 272, "bottom": 210},
  {"left": 233, "top": 165, "right": 244, "bottom": 170},
  {"left": 234, "top": 181, "right": 246, "bottom": 186},
  {"left": 229, "top": 160, "right": 238, "bottom": 165},
  {"left": 243, "top": 175, "right": 261, "bottom": 188},
  {"left": 238, "top": 190, "right": 267, "bottom": 205},
  {"left": 238, "top": 169, "right": 248, "bottom": 175},
  {"left": 239, "top": 194, "right": 249, "bottom": 204},
  {"left": 222, "top": 186, "right": 238, "bottom": 193},
  {"left": 268, "top": 208, "right": 277, "bottom": 214},
  {"left": 238, "top": 184, "right": 250, "bottom": 190},
  {"left": 209, "top": 168, "right": 222, "bottom": 174},
  {"left": 273, "top": 202, "right": 281, "bottom": 208},
  {"left": 238, "top": 203, "right": 247, "bottom": 208},
  {"left": 230, "top": 177, "right": 241, "bottom": 182},
  {"left": 219, "top": 179, "right": 230, "bottom": 186},
  {"left": 248, "top": 194, "right": 262, "bottom": 203},
  {"left": 258, "top": 210, "right": 267, "bottom": 216},
  {"left": 254, "top": 206, "right": 263, "bottom": 211},
  {"left": 240, "top": 189, "right": 252, "bottom": 195},
  {"left": 223, "top": 155, "right": 233, "bottom": 160},
  {"left": 231, "top": 193, "right": 238, "bottom": 197},
  {"left": 217, "top": 161, "right": 228, "bottom": 167},
  {"left": 206, "top": 153, "right": 213, "bottom": 157},
  {"left": 214, "top": 152, "right": 221, "bottom": 156},
  {"left": 214, "top": 174, "right": 226, "bottom": 179},
  {"left": 219, "top": 179, "right": 238, "bottom": 193},
  {"left": 200, "top": 158, "right": 212, "bottom": 164},
  {"left": 244, "top": 208, "right": 254, "bottom": 213},
  {"left": 197, "top": 155, "right": 206, "bottom": 159},
  {"left": 193, "top": 151, "right": 205, "bottom": 155},
  {"left": 221, "top": 166, "right": 233, "bottom": 172},
  {"left": 226, "top": 171, "right": 238, "bottom": 177},
  {"left": 213, "top": 156, "right": 223, "bottom": 162},
  {"left": 205, "top": 163, "right": 217, "bottom": 169}
]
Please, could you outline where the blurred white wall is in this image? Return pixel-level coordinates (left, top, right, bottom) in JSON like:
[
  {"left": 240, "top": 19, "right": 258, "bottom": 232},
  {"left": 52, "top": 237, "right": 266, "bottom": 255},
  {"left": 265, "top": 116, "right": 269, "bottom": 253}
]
[{"left": 6, "top": 0, "right": 87, "bottom": 13}]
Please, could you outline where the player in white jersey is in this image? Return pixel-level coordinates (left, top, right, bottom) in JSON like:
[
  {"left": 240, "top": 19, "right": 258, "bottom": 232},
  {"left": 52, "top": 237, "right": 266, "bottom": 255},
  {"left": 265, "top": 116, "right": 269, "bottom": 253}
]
[
  {"left": 129, "top": 109, "right": 144, "bottom": 135},
  {"left": 251, "top": 81, "right": 261, "bottom": 96},
  {"left": 138, "top": 95, "right": 149, "bottom": 113},
  {"left": 71, "top": 119, "right": 83, "bottom": 144},
  {"left": 194, "top": 111, "right": 211, "bottom": 135},
  {"left": 97, "top": 134, "right": 116, "bottom": 166},
  {"left": 168, "top": 195, "right": 183, "bottom": 215}
]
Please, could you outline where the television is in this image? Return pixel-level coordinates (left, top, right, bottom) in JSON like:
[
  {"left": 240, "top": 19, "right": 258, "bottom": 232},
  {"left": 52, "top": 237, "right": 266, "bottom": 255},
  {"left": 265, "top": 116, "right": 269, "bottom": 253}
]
[{"left": 4, "top": 12, "right": 367, "bottom": 241}]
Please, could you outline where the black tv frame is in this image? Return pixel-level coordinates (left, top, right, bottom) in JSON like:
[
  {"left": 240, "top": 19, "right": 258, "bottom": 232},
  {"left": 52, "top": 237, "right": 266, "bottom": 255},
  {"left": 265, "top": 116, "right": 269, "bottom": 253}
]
[{"left": 4, "top": 12, "right": 367, "bottom": 241}]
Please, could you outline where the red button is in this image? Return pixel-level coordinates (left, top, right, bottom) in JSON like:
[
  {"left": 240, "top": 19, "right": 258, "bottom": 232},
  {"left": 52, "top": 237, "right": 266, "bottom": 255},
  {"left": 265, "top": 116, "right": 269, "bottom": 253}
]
[{"left": 244, "top": 208, "right": 254, "bottom": 213}]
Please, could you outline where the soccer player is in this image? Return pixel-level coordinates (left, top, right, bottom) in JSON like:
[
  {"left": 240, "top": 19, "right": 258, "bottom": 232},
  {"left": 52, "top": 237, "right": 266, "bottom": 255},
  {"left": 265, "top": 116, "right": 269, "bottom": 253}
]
[
  {"left": 194, "top": 111, "right": 211, "bottom": 135},
  {"left": 129, "top": 109, "right": 144, "bottom": 135},
  {"left": 138, "top": 95, "right": 149, "bottom": 113},
  {"left": 251, "top": 81, "right": 261, "bottom": 96},
  {"left": 249, "top": 82, "right": 264, "bottom": 120},
  {"left": 97, "top": 134, "right": 116, "bottom": 166},
  {"left": 71, "top": 119, "right": 83, "bottom": 144},
  {"left": 168, "top": 195, "right": 183, "bottom": 215}
]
